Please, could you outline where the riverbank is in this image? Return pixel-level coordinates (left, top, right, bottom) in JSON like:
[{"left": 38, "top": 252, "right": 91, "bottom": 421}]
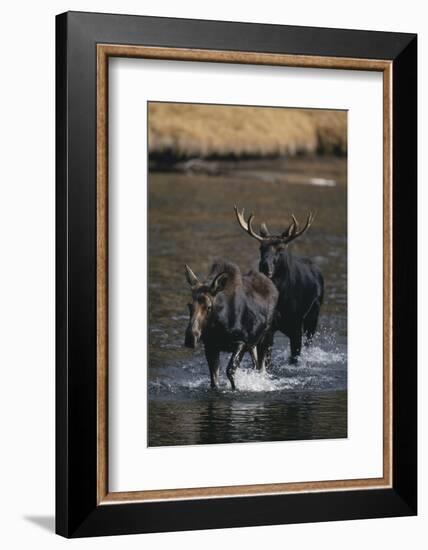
[{"left": 148, "top": 102, "right": 347, "bottom": 161}]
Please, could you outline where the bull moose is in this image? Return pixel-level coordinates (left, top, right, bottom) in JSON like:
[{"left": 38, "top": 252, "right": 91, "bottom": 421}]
[
  {"left": 235, "top": 206, "right": 324, "bottom": 364},
  {"left": 184, "top": 260, "right": 278, "bottom": 390}
]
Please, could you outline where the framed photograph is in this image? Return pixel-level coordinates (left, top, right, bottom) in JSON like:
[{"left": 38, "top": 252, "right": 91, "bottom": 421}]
[{"left": 56, "top": 11, "right": 417, "bottom": 537}]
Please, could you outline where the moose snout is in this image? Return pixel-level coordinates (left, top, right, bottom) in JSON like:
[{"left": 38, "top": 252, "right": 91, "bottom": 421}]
[
  {"left": 259, "top": 260, "right": 273, "bottom": 279},
  {"left": 184, "top": 325, "right": 200, "bottom": 348}
]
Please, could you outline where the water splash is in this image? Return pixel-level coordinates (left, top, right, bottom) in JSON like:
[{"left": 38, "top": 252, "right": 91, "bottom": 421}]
[
  {"left": 184, "top": 369, "right": 289, "bottom": 393},
  {"left": 149, "top": 346, "right": 346, "bottom": 397},
  {"left": 274, "top": 344, "right": 346, "bottom": 368}
]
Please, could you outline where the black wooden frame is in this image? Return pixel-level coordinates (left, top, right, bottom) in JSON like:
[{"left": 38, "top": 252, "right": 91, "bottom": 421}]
[{"left": 56, "top": 11, "right": 417, "bottom": 538}]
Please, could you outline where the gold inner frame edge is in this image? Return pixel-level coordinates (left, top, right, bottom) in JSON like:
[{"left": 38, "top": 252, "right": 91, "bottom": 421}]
[{"left": 96, "top": 44, "right": 393, "bottom": 505}]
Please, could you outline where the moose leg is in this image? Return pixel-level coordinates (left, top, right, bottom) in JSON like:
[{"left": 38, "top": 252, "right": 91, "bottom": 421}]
[
  {"left": 249, "top": 347, "right": 258, "bottom": 370},
  {"left": 303, "top": 300, "right": 321, "bottom": 346},
  {"left": 289, "top": 327, "right": 303, "bottom": 364},
  {"left": 226, "top": 342, "right": 246, "bottom": 390},
  {"left": 205, "top": 347, "right": 220, "bottom": 389},
  {"left": 257, "top": 331, "right": 274, "bottom": 372}
]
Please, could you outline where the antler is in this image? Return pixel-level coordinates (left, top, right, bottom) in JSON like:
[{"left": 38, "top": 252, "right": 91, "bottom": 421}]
[
  {"left": 280, "top": 212, "right": 315, "bottom": 244},
  {"left": 234, "top": 205, "right": 314, "bottom": 245},
  {"left": 234, "top": 205, "right": 265, "bottom": 242}
]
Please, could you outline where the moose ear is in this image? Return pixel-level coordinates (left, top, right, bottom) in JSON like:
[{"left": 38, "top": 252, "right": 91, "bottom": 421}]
[
  {"left": 184, "top": 264, "right": 199, "bottom": 288},
  {"left": 210, "top": 272, "right": 229, "bottom": 295}
]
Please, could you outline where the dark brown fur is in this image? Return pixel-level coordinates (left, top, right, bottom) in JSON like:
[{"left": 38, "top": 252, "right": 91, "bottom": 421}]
[{"left": 184, "top": 260, "right": 278, "bottom": 390}]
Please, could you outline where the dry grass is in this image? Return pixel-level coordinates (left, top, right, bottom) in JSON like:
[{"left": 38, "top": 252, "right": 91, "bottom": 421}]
[{"left": 148, "top": 103, "right": 347, "bottom": 158}]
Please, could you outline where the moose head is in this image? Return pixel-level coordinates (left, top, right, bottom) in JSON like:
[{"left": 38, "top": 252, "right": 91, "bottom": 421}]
[
  {"left": 183, "top": 265, "right": 229, "bottom": 348},
  {"left": 234, "top": 205, "right": 314, "bottom": 279}
]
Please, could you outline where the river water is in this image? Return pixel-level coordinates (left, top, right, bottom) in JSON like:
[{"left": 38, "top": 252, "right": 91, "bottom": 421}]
[{"left": 148, "top": 157, "right": 347, "bottom": 446}]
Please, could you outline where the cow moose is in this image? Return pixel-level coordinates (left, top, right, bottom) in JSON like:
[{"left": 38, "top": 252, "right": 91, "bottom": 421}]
[
  {"left": 184, "top": 260, "right": 278, "bottom": 390},
  {"left": 235, "top": 206, "right": 324, "bottom": 364}
]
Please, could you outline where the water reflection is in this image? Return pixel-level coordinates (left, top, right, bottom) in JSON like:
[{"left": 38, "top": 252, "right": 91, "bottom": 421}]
[{"left": 149, "top": 391, "right": 347, "bottom": 446}]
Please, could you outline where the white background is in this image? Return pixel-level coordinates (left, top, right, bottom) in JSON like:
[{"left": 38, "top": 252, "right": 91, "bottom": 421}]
[
  {"left": 0, "top": 0, "right": 425, "bottom": 548},
  {"left": 109, "top": 60, "right": 383, "bottom": 492}
]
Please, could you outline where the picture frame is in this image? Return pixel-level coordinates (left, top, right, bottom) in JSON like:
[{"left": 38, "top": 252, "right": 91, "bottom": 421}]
[{"left": 56, "top": 11, "right": 417, "bottom": 538}]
